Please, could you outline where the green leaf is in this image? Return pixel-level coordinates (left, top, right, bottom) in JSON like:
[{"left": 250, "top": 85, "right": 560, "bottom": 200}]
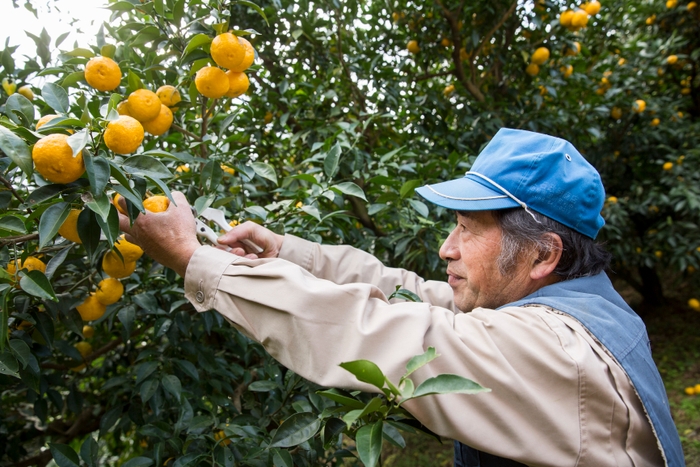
[
  {"left": 0, "top": 215, "right": 27, "bottom": 235},
  {"left": 42, "top": 82, "right": 70, "bottom": 114},
  {"left": 5, "top": 94, "right": 35, "bottom": 126},
  {"left": 248, "top": 380, "right": 278, "bottom": 392},
  {"left": 101, "top": 44, "right": 116, "bottom": 59},
  {"left": 122, "top": 155, "right": 172, "bottom": 178},
  {"left": 66, "top": 130, "right": 89, "bottom": 158},
  {"left": 140, "top": 378, "right": 159, "bottom": 403},
  {"left": 84, "top": 153, "right": 111, "bottom": 196},
  {"left": 19, "top": 270, "right": 57, "bottom": 301},
  {"left": 400, "top": 180, "right": 422, "bottom": 198},
  {"left": 323, "top": 143, "right": 341, "bottom": 179},
  {"left": 339, "top": 359, "right": 386, "bottom": 391},
  {"left": 174, "top": 359, "right": 199, "bottom": 381},
  {"left": 407, "top": 199, "right": 429, "bottom": 217},
  {"left": 300, "top": 205, "right": 321, "bottom": 222},
  {"left": 85, "top": 193, "right": 112, "bottom": 223},
  {"left": 49, "top": 443, "right": 80, "bottom": 467},
  {"left": 121, "top": 457, "right": 153, "bottom": 467},
  {"left": 404, "top": 347, "right": 439, "bottom": 378},
  {"left": 38, "top": 202, "right": 71, "bottom": 249},
  {"left": 80, "top": 436, "right": 99, "bottom": 467},
  {"left": 382, "top": 422, "right": 406, "bottom": 449},
  {"left": 251, "top": 162, "right": 278, "bottom": 185},
  {"left": 183, "top": 33, "right": 212, "bottom": 56},
  {"left": 236, "top": 0, "right": 269, "bottom": 25},
  {"left": 331, "top": 182, "right": 367, "bottom": 201},
  {"left": 270, "top": 412, "right": 321, "bottom": 448},
  {"left": 410, "top": 374, "right": 490, "bottom": 400},
  {"left": 0, "top": 352, "right": 20, "bottom": 378},
  {"left": 63, "top": 48, "right": 95, "bottom": 58},
  {"left": 317, "top": 388, "right": 365, "bottom": 409},
  {"left": 341, "top": 397, "right": 383, "bottom": 428},
  {"left": 355, "top": 421, "right": 383, "bottom": 467},
  {"left": 161, "top": 374, "right": 182, "bottom": 401},
  {"left": 388, "top": 287, "right": 422, "bottom": 303},
  {"left": 271, "top": 448, "right": 293, "bottom": 467},
  {"left": 0, "top": 126, "right": 33, "bottom": 177},
  {"left": 9, "top": 339, "right": 32, "bottom": 370}
]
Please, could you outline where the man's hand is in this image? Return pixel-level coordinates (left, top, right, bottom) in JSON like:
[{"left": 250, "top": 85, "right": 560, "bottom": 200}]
[
  {"left": 118, "top": 191, "right": 201, "bottom": 278},
  {"left": 217, "top": 221, "right": 284, "bottom": 259}
]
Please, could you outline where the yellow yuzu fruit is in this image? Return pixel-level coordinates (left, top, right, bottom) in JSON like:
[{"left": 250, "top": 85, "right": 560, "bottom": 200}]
[
  {"left": 176, "top": 165, "right": 190, "bottom": 173},
  {"left": 559, "top": 9, "right": 574, "bottom": 26},
  {"left": 74, "top": 341, "right": 93, "bottom": 357},
  {"left": 114, "top": 235, "right": 144, "bottom": 262},
  {"left": 229, "top": 37, "right": 255, "bottom": 72},
  {"left": 221, "top": 165, "right": 235, "bottom": 176},
  {"left": 32, "top": 134, "right": 85, "bottom": 184},
  {"left": 441, "top": 38, "right": 452, "bottom": 47},
  {"left": 565, "top": 41, "right": 580, "bottom": 56},
  {"left": 526, "top": 63, "right": 540, "bottom": 76},
  {"left": 584, "top": 0, "right": 601, "bottom": 15},
  {"left": 607, "top": 196, "right": 618, "bottom": 204},
  {"left": 663, "top": 161, "right": 674, "bottom": 170},
  {"left": 76, "top": 294, "right": 107, "bottom": 321},
  {"left": 82, "top": 325, "right": 95, "bottom": 338},
  {"left": 633, "top": 99, "right": 646, "bottom": 113},
  {"left": 531, "top": 47, "right": 550, "bottom": 65},
  {"left": 611, "top": 107, "right": 622, "bottom": 119},
  {"left": 95, "top": 277, "right": 124, "bottom": 305},
  {"left": 689, "top": 1, "right": 697, "bottom": 11},
  {"left": 195, "top": 66, "right": 230, "bottom": 99},
  {"left": 224, "top": 71, "right": 249, "bottom": 98},
  {"left": 156, "top": 85, "right": 182, "bottom": 107},
  {"left": 7, "top": 256, "right": 46, "bottom": 275},
  {"left": 84, "top": 56, "right": 122, "bottom": 92},
  {"left": 666, "top": 55, "right": 678, "bottom": 65},
  {"left": 18, "top": 85, "right": 34, "bottom": 100},
  {"left": 104, "top": 116, "right": 144, "bottom": 155},
  {"left": 689, "top": 298, "right": 700, "bottom": 311},
  {"left": 143, "top": 195, "right": 170, "bottom": 213},
  {"left": 58, "top": 209, "right": 83, "bottom": 244},
  {"left": 407, "top": 40, "right": 420, "bottom": 54},
  {"left": 117, "top": 101, "right": 132, "bottom": 116},
  {"left": 571, "top": 9, "right": 589, "bottom": 28},
  {"left": 685, "top": 387, "right": 696, "bottom": 395},
  {"left": 142, "top": 104, "right": 173, "bottom": 136},
  {"left": 211, "top": 32, "right": 246, "bottom": 70},
  {"left": 667, "top": 0, "right": 678, "bottom": 7},
  {"left": 264, "top": 111, "right": 273, "bottom": 124},
  {"left": 36, "top": 114, "right": 59, "bottom": 130},
  {"left": 443, "top": 84, "right": 455, "bottom": 95},
  {"left": 113, "top": 193, "right": 128, "bottom": 215},
  {"left": 127, "top": 89, "right": 162, "bottom": 123},
  {"left": 2, "top": 78, "right": 15, "bottom": 95},
  {"left": 651, "top": 118, "right": 660, "bottom": 126},
  {"left": 561, "top": 64, "right": 574, "bottom": 78},
  {"left": 102, "top": 251, "right": 137, "bottom": 279}
]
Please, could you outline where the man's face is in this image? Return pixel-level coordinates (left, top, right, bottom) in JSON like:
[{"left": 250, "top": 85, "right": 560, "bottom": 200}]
[{"left": 439, "top": 211, "right": 534, "bottom": 312}]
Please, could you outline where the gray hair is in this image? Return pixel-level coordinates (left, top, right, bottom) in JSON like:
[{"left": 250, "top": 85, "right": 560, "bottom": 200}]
[{"left": 491, "top": 208, "right": 612, "bottom": 279}]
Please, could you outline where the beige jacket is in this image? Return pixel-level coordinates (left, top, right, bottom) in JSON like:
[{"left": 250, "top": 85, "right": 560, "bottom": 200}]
[{"left": 184, "top": 235, "right": 665, "bottom": 467}]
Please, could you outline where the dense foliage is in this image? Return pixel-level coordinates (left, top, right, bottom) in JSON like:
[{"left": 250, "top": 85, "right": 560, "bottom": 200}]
[{"left": 1, "top": 0, "right": 699, "bottom": 465}]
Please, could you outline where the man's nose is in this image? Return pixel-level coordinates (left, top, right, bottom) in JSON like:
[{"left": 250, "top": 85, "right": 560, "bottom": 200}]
[{"left": 439, "top": 228, "right": 460, "bottom": 261}]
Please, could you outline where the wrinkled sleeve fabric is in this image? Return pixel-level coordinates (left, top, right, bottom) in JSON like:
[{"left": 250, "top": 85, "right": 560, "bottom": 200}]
[
  {"left": 278, "top": 234, "right": 457, "bottom": 311},
  {"left": 183, "top": 243, "right": 638, "bottom": 466}
]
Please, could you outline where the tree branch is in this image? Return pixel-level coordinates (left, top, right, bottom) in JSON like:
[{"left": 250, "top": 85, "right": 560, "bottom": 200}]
[
  {"left": 470, "top": 1, "right": 518, "bottom": 88},
  {"left": 0, "top": 233, "right": 39, "bottom": 247},
  {"left": 0, "top": 173, "right": 26, "bottom": 204}
]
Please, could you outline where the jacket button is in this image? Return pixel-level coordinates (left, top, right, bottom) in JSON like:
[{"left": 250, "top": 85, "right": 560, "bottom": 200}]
[{"left": 195, "top": 291, "right": 205, "bottom": 303}]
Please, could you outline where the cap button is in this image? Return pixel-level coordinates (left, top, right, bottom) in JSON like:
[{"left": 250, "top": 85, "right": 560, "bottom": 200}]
[{"left": 565, "top": 154, "right": 572, "bottom": 161}]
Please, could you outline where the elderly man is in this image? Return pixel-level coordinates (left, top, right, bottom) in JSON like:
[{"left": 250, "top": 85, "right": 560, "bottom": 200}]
[{"left": 120, "top": 129, "right": 683, "bottom": 466}]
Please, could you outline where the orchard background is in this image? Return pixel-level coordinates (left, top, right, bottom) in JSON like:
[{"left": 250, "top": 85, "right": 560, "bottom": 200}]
[{"left": 1, "top": 0, "right": 700, "bottom": 465}]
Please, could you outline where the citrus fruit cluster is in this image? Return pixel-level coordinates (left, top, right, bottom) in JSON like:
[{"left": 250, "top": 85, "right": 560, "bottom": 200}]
[
  {"left": 195, "top": 32, "right": 255, "bottom": 99},
  {"left": 684, "top": 383, "right": 700, "bottom": 396}
]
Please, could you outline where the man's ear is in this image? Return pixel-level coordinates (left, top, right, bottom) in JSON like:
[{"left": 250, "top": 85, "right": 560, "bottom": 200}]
[{"left": 530, "top": 233, "right": 563, "bottom": 280}]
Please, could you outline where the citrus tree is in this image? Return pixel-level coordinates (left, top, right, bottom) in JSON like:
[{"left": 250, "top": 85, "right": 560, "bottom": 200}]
[{"left": 1, "top": 0, "right": 699, "bottom": 465}]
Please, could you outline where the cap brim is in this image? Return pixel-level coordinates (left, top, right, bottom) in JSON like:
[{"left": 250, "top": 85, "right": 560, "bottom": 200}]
[{"left": 415, "top": 176, "right": 520, "bottom": 211}]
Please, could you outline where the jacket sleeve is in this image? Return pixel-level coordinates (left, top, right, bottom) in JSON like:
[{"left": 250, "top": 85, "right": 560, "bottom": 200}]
[
  {"left": 184, "top": 245, "right": 596, "bottom": 465},
  {"left": 278, "top": 234, "right": 457, "bottom": 312}
]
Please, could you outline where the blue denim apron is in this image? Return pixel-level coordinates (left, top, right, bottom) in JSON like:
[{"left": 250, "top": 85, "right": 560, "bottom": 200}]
[{"left": 453, "top": 273, "right": 684, "bottom": 466}]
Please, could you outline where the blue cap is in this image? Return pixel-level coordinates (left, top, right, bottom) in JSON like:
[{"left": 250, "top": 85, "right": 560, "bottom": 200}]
[{"left": 415, "top": 128, "right": 605, "bottom": 239}]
